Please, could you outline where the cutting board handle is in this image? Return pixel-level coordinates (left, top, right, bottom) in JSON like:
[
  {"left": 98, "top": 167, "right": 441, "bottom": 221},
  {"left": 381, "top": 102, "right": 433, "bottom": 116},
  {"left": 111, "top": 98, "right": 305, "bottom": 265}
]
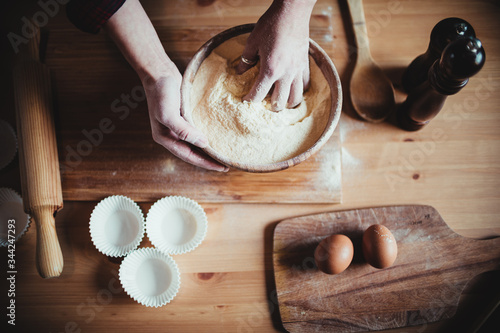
[{"left": 31, "top": 206, "right": 64, "bottom": 278}]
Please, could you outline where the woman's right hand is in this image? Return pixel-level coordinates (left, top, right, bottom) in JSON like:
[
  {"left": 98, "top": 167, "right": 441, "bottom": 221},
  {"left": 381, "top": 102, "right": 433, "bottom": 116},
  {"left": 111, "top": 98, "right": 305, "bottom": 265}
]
[{"left": 236, "top": 0, "right": 316, "bottom": 111}]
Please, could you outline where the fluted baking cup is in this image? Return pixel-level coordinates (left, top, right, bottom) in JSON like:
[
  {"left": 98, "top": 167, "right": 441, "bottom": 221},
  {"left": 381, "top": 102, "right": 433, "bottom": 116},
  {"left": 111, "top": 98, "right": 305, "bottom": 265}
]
[
  {"left": 0, "top": 188, "right": 30, "bottom": 247},
  {"left": 90, "top": 195, "right": 145, "bottom": 257},
  {"left": 146, "top": 196, "right": 208, "bottom": 255},
  {"left": 119, "top": 247, "right": 180, "bottom": 307},
  {"left": 0, "top": 120, "right": 18, "bottom": 171}
]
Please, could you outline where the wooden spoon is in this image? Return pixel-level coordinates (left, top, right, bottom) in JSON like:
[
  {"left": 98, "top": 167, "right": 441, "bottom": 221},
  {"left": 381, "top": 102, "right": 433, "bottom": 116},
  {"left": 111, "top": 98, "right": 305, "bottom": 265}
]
[{"left": 347, "top": 0, "right": 395, "bottom": 123}]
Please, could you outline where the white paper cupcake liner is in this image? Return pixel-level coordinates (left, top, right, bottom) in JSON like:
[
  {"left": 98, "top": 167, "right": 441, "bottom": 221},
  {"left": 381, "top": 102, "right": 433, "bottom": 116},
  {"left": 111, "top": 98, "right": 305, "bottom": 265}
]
[
  {"left": 0, "top": 120, "right": 18, "bottom": 171},
  {"left": 146, "top": 196, "right": 208, "bottom": 255},
  {"left": 119, "top": 247, "right": 180, "bottom": 307},
  {"left": 0, "top": 188, "right": 30, "bottom": 247},
  {"left": 90, "top": 195, "right": 145, "bottom": 257}
]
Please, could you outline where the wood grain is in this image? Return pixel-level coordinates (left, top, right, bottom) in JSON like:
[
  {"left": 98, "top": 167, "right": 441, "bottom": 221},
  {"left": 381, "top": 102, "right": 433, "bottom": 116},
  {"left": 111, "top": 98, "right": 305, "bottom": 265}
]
[
  {"left": 13, "top": 32, "right": 64, "bottom": 278},
  {"left": 1, "top": 0, "right": 500, "bottom": 332},
  {"left": 44, "top": 23, "right": 342, "bottom": 203},
  {"left": 273, "top": 205, "right": 500, "bottom": 332}
]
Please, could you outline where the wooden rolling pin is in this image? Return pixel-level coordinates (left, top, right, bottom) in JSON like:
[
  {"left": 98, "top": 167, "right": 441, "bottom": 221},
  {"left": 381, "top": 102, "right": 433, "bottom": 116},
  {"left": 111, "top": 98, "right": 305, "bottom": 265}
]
[{"left": 13, "top": 28, "right": 64, "bottom": 278}]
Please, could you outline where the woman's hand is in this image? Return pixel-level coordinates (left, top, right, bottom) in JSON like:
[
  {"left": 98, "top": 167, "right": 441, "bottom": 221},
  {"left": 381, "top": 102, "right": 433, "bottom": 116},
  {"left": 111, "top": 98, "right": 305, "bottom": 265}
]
[
  {"left": 236, "top": 0, "right": 316, "bottom": 111},
  {"left": 105, "top": 0, "right": 227, "bottom": 172},
  {"left": 142, "top": 69, "right": 228, "bottom": 172}
]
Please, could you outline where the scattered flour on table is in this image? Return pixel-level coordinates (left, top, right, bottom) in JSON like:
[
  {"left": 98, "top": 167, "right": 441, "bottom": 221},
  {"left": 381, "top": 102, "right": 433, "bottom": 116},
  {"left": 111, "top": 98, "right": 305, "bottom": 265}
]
[
  {"left": 338, "top": 115, "right": 367, "bottom": 143},
  {"left": 320, "top": 146, "right": 342, "bottom": 192},
  {"left": 341, "top": 147, "right": 362, "bottom": 169},
  {"left": 338, "top": 116, "right": 364, "bottom": 169},
  {"left": 189, "top": 34, "right": 331, "bottom": 165}
]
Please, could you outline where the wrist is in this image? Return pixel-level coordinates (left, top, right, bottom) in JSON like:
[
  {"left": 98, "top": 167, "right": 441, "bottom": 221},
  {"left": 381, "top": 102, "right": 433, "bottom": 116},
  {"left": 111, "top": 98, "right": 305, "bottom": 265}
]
[
  {"left": 138, "top": 60, "right": 180, "bottom": 85},
  {"left": 274, "top": 0, "right": 317, "bottom": 11},
  {"left": 271, "top": 0, "right": 316, "bottom": 23}
]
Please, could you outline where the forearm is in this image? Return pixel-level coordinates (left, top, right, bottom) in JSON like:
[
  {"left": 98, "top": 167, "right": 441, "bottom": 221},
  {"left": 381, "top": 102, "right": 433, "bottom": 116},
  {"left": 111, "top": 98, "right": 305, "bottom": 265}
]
[
  {"left": 271, "top": 0, "right": 317, "bottom": 19},
  {"left": 263, "top": 0, "right": 316, "bottom": 45},
  {"left": 103, "top": 0, "right": 177, "bottom": 82}
]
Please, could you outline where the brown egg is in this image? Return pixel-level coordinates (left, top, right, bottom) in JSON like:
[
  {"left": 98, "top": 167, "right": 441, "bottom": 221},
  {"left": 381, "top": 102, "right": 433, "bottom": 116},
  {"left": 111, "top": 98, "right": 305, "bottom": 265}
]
[
  {"left": 362, "top": 224, "right": 398, "bottom": 269},
  {"left": 314, "top": 234, "right": 354, "bottom": 275}
]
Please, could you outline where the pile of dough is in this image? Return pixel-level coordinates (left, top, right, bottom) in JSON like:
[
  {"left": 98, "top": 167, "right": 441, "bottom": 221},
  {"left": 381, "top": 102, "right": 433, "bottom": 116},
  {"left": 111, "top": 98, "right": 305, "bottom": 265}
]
[{"left": 189, "top": 34, "right": 331, "bottom": 165}]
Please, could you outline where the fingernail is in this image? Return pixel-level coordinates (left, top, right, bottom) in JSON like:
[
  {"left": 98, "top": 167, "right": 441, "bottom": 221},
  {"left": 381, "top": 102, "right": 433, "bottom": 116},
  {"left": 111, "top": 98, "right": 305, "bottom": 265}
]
[
  {"left": 287, "top": 100, "right": 302, "bottom": 109},
  {"left": 216, "top": 166, "right": 229, "bottom": 172},
  {"left": 272, "top": 101, "right": 283, "bottom": 112}
]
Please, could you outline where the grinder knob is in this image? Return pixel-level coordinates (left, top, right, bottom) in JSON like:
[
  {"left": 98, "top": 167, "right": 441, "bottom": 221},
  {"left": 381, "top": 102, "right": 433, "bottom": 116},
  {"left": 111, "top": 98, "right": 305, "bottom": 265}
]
[{"left": 402, "top": 17, "right": 476, "bottom": 93}]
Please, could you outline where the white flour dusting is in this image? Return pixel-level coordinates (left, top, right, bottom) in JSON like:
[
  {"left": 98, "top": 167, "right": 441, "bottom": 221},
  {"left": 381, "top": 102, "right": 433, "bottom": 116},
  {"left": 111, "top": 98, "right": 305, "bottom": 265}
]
[
  {"left": 341, "top": 147, "right": 362, "bottom": 169},
  {"left": 338, "top": 116, "right": 367, "bottom": 143},
  {"left": 189, "top": 34, "right": 331, "bottom": 165}
]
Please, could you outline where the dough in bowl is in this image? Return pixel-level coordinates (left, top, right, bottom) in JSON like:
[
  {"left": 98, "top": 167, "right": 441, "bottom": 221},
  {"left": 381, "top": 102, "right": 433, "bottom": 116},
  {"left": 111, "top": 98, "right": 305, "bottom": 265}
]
[{"left": 190, "top": 34, "right": 331, "bottom": 165}]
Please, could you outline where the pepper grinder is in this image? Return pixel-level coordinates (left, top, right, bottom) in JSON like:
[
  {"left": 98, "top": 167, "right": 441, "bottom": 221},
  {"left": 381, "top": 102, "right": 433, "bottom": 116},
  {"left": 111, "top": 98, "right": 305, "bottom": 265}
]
[
  {"left": 398, "top": 36, "right": 485, "bottom": 131},
  {"left": 401, "top": 17, "right": 476, "bottom": 93}
]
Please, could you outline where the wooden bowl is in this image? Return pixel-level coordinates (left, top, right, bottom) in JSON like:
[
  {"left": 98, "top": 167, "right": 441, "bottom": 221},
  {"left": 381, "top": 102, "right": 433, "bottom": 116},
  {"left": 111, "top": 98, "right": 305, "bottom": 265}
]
[{"left": 181, "top": 24, "right": 342, "bottom": 173}]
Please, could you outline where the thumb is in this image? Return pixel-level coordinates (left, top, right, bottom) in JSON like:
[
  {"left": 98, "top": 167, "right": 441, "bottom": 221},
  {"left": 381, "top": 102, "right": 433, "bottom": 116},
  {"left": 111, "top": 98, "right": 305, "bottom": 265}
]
[
  {"left": 168, "top": 116, "right": 209, "bottom": 148},
  {"left": 236, "top": 38, "right": 259, "bottom": 75},
  {"left": 152, "top": 75, "right": 209, "bottom": 148}
]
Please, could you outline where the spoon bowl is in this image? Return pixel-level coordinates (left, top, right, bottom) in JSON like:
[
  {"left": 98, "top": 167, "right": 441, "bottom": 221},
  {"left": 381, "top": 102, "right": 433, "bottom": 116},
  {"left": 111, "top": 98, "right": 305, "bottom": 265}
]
[{"left": 350, "top": 60, "right": 395, "bottom": 122}]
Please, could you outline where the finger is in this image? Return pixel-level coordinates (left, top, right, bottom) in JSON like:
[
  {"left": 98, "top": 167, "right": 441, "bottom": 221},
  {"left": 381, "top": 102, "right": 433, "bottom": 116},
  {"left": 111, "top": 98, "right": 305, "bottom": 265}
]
[
  {"left": 303, "top": 66, "right": 311, "bottom": 91},
  {"left": 271, "top": 79, "right": 292, "bottom": 112},
  {"left": 151, "top": 76, "right": 208, "bottom": 147},
  {"left": 236, "top": 38, "right": 259, "bottom": 75},
  {"left": 243, "top": 72, "right": 274, "bottom": 103},
  {"left": 170, "top": 140, "right": 228, "bottom": 172},
  {"left": 154, "top": 126, "right": 228, "bottom": 172},
  {"left": 287, "top": 76, "right": 304, "bottom": 108},
  {"left": 166, "top": 116, "right": 209, "bottom": 148}
]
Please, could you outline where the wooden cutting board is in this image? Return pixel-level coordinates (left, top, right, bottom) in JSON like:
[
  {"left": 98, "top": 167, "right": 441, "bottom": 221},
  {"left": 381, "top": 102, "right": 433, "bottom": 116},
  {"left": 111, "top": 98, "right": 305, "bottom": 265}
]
[
  {"left": 45, "top": 21, "right": 342, "bottom": 203},
  {"left": 273, "top": 205, "right": 500, "bottom": 332}
]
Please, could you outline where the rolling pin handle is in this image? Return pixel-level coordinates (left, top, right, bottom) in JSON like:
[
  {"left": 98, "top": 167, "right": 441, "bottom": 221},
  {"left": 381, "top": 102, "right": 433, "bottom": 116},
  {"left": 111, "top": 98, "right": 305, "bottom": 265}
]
[{"left": 31, "top": 206, "right": 64, "bottom": 278}]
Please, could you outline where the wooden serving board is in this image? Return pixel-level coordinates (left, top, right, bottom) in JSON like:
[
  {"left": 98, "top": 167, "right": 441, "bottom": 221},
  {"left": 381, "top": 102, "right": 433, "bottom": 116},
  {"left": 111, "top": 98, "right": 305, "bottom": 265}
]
[
  {"left": 45, "top": 19, "right": 342, "bottom": 203},
  {"left": 273, "top": 205, "right": 500, "bottom": 332}
]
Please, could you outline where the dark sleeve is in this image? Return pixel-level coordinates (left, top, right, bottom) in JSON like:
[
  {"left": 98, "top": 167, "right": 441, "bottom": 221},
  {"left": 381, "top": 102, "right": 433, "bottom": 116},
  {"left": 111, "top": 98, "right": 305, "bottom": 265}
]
[{"left": 66, "top": 0, "right": 127, "bottom": 34}]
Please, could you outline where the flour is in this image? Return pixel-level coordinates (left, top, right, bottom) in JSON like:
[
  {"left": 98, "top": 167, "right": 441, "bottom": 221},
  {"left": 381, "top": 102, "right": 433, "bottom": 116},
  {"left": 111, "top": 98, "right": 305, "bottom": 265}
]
[{"left": 190, "top": 34, "right": 331, "bottom": 165}]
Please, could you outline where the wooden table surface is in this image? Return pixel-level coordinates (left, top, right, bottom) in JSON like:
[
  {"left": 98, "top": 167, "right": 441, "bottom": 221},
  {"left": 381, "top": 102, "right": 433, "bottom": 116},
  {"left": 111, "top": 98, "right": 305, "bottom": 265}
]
[{"left": 1, "top": 0, "right": 500, "bottom": 332}]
